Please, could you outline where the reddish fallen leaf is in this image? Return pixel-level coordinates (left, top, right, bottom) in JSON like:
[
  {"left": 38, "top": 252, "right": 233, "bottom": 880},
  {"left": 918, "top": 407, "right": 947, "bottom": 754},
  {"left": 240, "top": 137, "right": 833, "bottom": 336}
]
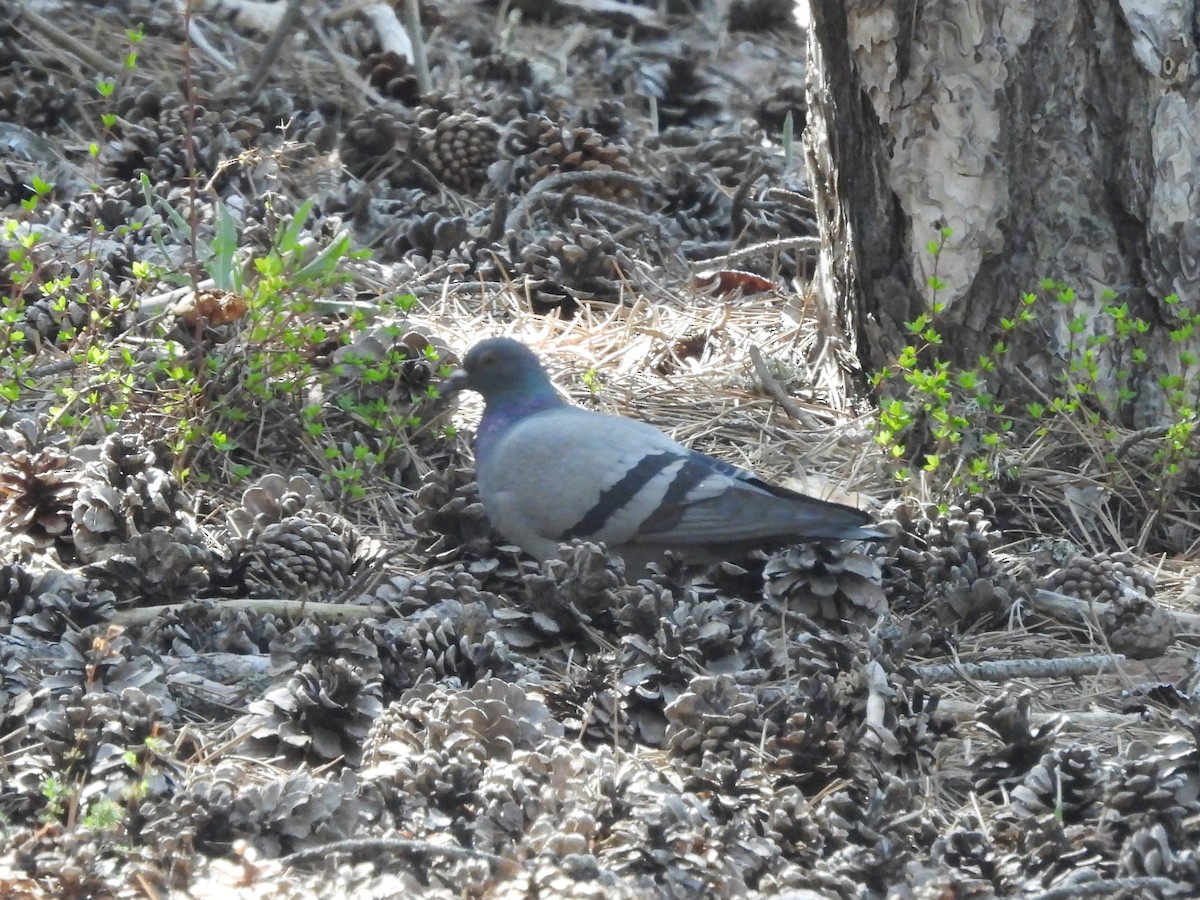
[
  {"left": 174, "top": 289, "right": 249, "bottom": 327},
  {"left": 693, "top": 269, "right": 778, "bottom": 296}
]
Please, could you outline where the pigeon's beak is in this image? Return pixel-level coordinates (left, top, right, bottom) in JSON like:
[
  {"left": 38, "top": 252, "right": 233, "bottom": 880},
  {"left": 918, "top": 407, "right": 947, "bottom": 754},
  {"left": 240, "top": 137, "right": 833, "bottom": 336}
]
[{"left": 439, "top": 367, "right": 471, "bottom": 397}]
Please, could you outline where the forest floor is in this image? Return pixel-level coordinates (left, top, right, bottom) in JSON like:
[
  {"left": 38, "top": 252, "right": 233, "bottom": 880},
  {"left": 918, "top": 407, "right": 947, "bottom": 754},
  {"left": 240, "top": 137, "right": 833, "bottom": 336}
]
[{"left": 1, "top": 0, "right": 1199, "bottom": 897}]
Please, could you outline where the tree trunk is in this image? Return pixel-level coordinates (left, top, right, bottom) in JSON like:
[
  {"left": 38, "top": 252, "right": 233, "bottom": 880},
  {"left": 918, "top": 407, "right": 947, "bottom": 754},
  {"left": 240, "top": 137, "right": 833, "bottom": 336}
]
[{"left": 804, "top": 0, "right": 1200, "bottom": 430}]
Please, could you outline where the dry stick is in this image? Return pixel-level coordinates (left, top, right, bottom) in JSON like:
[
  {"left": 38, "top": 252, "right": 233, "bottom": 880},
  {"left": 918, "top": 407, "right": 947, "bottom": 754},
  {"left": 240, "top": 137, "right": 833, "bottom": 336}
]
[
  {"left": 110, "top": 598, "right": 385, "bottom": 629},
  {"left": 249, "top": 0, "right": 306, "bottom": 92},
  {"left": 693, "top": 235, "right": 820, "bottom": 270},
  {"left": 14, "top": 4, "right": 116, "bottom": 73},
  {"left": 504, "top": 171, "right": 652, "bottom": 233},
  {"left": 282, "top": 836, "right": 520, "bottom": 875},
  {"left": 911, "top": 653, "right": 1125, "bottom": 686},
  {"left": 1032, "top": 587, "right": 1200, "bottom": 635},
  {"left": 748, "top": 345, "right": 826, "bottom": 429},
  {"left": 765, "top": 186, "right": 816, "bottom": 212},
  {"left": 301, "top": 17, "right": 387, "bottom": 106},
  {"left": 399, "top": 0, "right": 431, "bottom": 93},
  {"left": 679, "top": 240, "right": 734, "bottom": 259},
  {"left": 729, "top": 160, "right": 766, "bottom": 237},
  {"left": 563, "top": 193, "right": 667, "bottom": 233},
  {"left": 361, "top": 2, "right": 413, "bottom": 62},
  {"left": 936, "top": 699, "right": 1142, "bottom": 730},
  {"left": 1030, "top": 877, "right": 1189, "bottom": 900},
  {"left": 29, "top": 360, "right": 78, "bottom": 378},
  {"left": 1112, "top": 423, "right": 1172, "bottom": 460}
]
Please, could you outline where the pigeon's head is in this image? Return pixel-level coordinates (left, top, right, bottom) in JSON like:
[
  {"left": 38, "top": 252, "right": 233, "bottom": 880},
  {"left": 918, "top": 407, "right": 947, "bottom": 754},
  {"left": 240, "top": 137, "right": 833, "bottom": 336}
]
[{"left": 441, "top": 337, "right": 557, "bottom": 405}]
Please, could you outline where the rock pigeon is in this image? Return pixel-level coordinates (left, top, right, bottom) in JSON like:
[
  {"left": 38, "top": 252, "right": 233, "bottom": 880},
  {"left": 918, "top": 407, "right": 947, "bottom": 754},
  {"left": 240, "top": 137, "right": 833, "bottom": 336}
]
[{"left": 442, "top": 337, "right": 882, "bottom": 575}]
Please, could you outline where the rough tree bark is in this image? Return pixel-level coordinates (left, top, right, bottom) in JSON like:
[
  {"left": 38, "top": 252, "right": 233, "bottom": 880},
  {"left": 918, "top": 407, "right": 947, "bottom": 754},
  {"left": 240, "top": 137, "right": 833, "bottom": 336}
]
[{"left": 804, "top": 0, "right": 1200, "bottom": 429}]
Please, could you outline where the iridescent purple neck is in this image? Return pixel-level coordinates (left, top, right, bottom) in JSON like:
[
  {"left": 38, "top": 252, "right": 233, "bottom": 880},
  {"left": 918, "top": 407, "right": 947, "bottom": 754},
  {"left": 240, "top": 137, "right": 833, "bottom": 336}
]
[{"left": 475, "top": 391, "right": 564, "bottom": 456}]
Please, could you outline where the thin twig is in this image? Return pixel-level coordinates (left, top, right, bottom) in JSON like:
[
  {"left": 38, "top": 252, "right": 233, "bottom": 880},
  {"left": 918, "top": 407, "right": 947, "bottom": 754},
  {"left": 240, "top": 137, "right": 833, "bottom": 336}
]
[
  {"left": 693, "top": 235, "right": 820, "bottom": 270},
  {"left": 765, "top": 186, "right": 816, "bottom": 212},
  {"left": 282, "top": 836, "right": 521, "bottom": 875},
  {"left": 111, "top": 598, "right": 385, "bottom": 628},
  {"left": 1029, "top": 876, "right": 1189, "bottom": 900},
  {"left": 911, "top": 653, "right": 1126, "bottom": 685},
  {"left": 1112, "top": 424, "right": 1171, "bottom": 460},
  {"left": 29, "top": 360, "right": 78, "bottom": 379},
  {"left": 1031, "top": 587, "right": 1200, "bottom": 638},
  {"left": 249, "top": 0, "right": 306, "bottom": 93},
  {"left": 14, "top": 4, "right": 117, "bottom": 73},
  {"left": 400, "top": 0, "right": 431, "bottom": 92},
  {"left": 504, "top": 171, "right": 652, "bottom": 233},
  {"left": 936, "top": 699, "right": 1142, "bottom": 730},
  {"left": 748, "top": 345, "right": 825, "bottom": 429},
  {"left": 729, "top": 160, "right": 766, "bottom": 237}
]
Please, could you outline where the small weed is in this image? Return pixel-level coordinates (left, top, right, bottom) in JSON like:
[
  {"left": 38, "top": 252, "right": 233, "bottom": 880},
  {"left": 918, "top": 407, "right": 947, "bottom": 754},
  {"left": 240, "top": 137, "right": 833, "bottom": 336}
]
[{"left": 872, "top": 224, "right": 1197, "bottom": 502}]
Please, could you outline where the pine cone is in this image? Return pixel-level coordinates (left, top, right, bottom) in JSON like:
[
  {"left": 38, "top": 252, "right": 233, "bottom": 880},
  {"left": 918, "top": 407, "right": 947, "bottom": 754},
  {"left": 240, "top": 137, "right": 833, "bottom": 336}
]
[
  {"left": 971, "top": 689, "right": 1064, "bottom": 797},
  {"left": 518, "top": 220, "right": 626, "bottom": 315},
  {"left": 395, "top": 210, "right": 472, "bottom": 258},
  {"left": 499, "top": 113, "right": 634, "bottom": 199},
  {"left": 364, "top": 602, "right": 508, "bottom": 694},
  {"left": 877, "top": 497, "right": 1019, "bottom": 626},
  {"left": 755, "top": 78, "right": 807, "bottom": 131},
  {"left": 7, "top": 569, "right": 115, "bottom": 640},
  {"left": 1104, "top": 740, "right": 1195, "bottom": 833},
  {"left": 238, "top": 517, "right": 357, "bottom": 596},
  {"left": 224, "top": 471, "right": 324, "bottom": 539},
  {"left": 665, "top": 673, "right": 771, "bottom": 764},
  {"left": 1037, "top": 551, "right": 1157, "bottom": 603},
  {"left": 242, "top": 658, "right": 383, "bottom": 765},
  {"left": 653, "top": 163, "right": 732, "bottom": 242},
  {"left": 763, "top": 542, "right": 886, "bottom": 625},
  {"left": 1009, "top": 745, "right": 1103, "bottom": 822},
  {"left": 415, "top": 109, "right": 500, "bottom": 194},
  {"left": 72, "top": 433, "right": 186, "bottom": 563},
  {"left": 327, "top": 327, "right": 453, "bottom": 407},
  {"left": 411, "top": 462, "right": 500, "bottom": 564},
  {"left": 503, "top": 542, "right": 640, "bottom": 647},
  {"left": 23, "top": 293, "right": 89, "bottom": 345},
  {"left": 1099, "top": 590, "right": 1175, "bottom": 659},
  {"left": 363, "top": 50, "right": 422, "bottom": 104},
  {"left": 83, "top": 526, "right": 212, "bottom": 605},
  {"left": 0, "top": 437, "right": 78, "bottom": 556},
  {"left": 340, "top": 107, "right": 409, "bottom": 180}
]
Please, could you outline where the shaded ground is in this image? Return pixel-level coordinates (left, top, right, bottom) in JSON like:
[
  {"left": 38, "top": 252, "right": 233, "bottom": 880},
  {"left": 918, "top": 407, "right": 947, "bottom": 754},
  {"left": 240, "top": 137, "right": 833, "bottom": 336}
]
[{"left": 1, "top": 1, "right": 1199, "bottom": 897}]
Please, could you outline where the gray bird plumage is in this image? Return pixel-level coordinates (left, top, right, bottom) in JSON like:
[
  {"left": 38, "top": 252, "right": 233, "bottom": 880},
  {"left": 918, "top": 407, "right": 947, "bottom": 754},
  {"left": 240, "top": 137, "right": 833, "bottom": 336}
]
[{"left": 442, "top": 337, "right": 882, "bottom": 575}]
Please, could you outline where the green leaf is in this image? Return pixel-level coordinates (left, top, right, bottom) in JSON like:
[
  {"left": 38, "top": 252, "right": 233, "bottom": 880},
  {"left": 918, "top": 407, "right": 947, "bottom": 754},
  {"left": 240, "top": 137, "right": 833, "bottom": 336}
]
[
  {"left": 294, "top": 231, "right": 351, "bottom": 283},
  {"left": 275, "top": 199, "right": 315, "bottom": 254},
  {"left": 210, "top": 203, "right": 242, "bottom": 291}
]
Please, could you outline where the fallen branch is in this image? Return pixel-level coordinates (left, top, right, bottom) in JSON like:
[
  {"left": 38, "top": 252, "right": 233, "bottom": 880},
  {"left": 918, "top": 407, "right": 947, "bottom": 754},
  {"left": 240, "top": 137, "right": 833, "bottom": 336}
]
[
  {"left": 282, "top": 835, "right": 521, "bottom": 875},
  {"left": 1030, "top": 876, "right": 1190, "bottom": 900},
  {"left": 911, "top": 653, "right": 1125, "bottom": 685},
  {"left": 937, "top": 699, "right": 1145, "bottom": 730},
  {"left": 1031, "top": 588, "right": 1200, "bottom": 636},
  {"left": 504, "top": 171, "right": 652, "bottom": 233},
  {"left": 748, "top": 345, "right": 825, "bottom": 429},
  {"left": 691, "top": 234, "right": 820, "bottom": 270},
  {"left": 15, "top": 4, "right": 123, "bottom": 74},
  {"left": 249, "top": 0, "right": 305, "bottom": 92},
  {"left": 111, "top": 598, "right": 385, "bottom": 629}
]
